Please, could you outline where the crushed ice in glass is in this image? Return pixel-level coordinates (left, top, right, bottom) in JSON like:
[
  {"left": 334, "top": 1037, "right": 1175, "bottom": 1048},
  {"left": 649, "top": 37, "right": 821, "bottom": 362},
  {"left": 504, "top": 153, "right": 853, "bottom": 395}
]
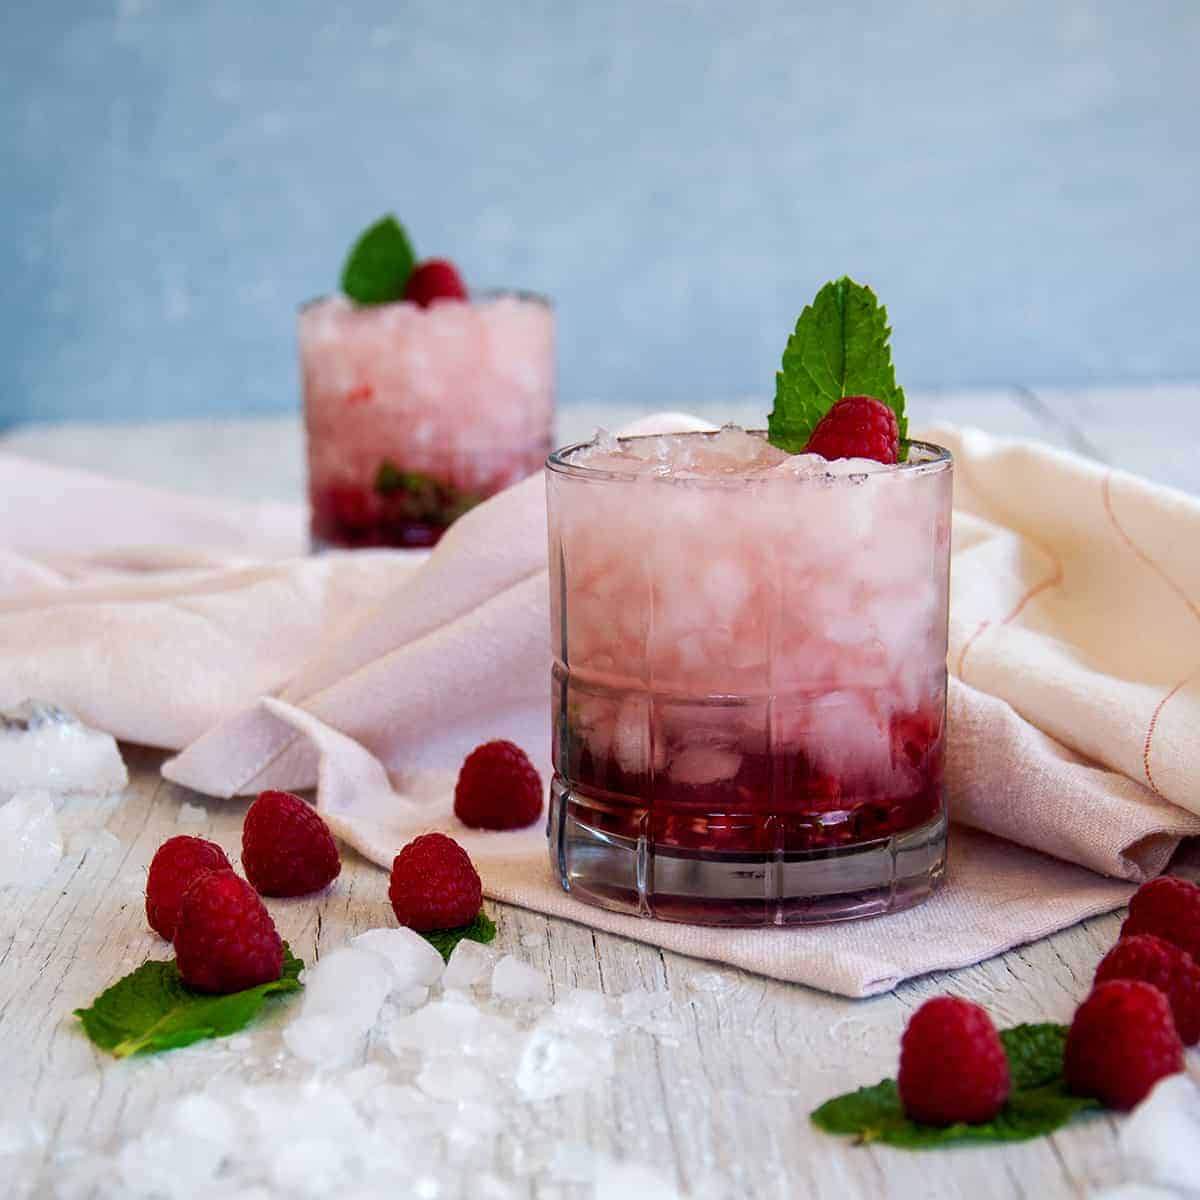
[
  {"left": 0, "top": 700, "right": 127, "bottom": 798},
  {"left": 566, "top": 423, "right": 893, "bottom": 486},
  {"left": 37, "top": 929, "right": 690, "bottom": 1198}
]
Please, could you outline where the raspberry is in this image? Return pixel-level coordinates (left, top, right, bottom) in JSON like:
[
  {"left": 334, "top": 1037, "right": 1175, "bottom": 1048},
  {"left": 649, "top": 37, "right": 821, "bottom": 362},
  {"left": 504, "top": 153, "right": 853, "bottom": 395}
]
[
  {"left": 403, "top": 259, "right": 468, "bottom": 307},
  {"left": 454, "top": 740, "right": 544, "bottom": 831},
  {"left": 145, "top": 835, "right": 232, "bottom": 940},
  {"left": 389, "top": 832, "right": 482, "bottom": 932},
  {"left": 242, "top": 790, "right": 341, "bottom": 898},
  {"left": 1120, "top": 875, "right": 1200, "bottom": 963},
  {"left": 804, "top": 395, "right": 899, "bottom": 464},
  {"left": 1065, "top": 979, "right": 1183, "bottom": 1110},
  {"left": 1094, "top": 934, "right": 1200, "bottom": 1046},
  {"left": 173, "top": 869, "right": 284, "bottom": 994},
  {"left": 897, "top": 996, "right": 1010, "bottom": 1125}
]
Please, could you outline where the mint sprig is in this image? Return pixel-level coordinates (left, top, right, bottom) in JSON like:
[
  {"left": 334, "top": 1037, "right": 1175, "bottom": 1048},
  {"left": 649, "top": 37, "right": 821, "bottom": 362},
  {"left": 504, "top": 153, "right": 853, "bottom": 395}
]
[
  {"left": 75, "top": 946, "right": 303, "bottom": 1058},
  {"left": 768, "top": 276, "right": 907, "bottom": 452},
  {"left": 421, "top": 911, "right": 497, "bottom": 963},
  {"left": 341, "top": 214, "right": 416, "bottom": 305},
  {"left": 811, "top": 1024, "right": 1102, "bottom": 1148}
]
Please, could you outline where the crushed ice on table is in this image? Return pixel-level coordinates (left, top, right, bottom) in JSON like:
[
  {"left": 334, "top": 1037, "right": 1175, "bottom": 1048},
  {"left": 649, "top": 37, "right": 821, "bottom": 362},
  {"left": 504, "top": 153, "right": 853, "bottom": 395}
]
[
  {"left": 442, "top": 937, "right": 496, "bottom": 991},
  {"left": 0, "top": 790, "right": 63, "bottom": 888},
  {"left": 41, "top": 929, "right": 694, "bottom": 1199},
  {"left": 491, "top": 953, "right": 550, "bottom": 1002},
  {"left": 351, "top": 926, "right": 445, "bottom": 992},
  {"left": 1114, "top": 1072, "right": 1200, "bottom": 1192},
  {"left": 0, "top": 700, "right": 127, "bottom": 798}
]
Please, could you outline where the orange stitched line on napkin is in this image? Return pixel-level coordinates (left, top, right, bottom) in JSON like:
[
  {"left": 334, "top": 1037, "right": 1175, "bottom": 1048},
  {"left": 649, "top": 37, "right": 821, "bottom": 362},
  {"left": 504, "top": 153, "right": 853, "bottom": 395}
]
[
  {"left": 1103, "top": 470, "right": 1200, "bottom": 798},
  {"left": 956, "top": 621, "right": 990, "bottom": 678},
  {"left": 953, "top": 448, "right": 1064, "bottom": 680},
  {"left": 1102, "top": 472, "right": 1200, "bottom": 623},
  {"left": 1142, "top": 676, "right": 1193, "bottom": 799}
]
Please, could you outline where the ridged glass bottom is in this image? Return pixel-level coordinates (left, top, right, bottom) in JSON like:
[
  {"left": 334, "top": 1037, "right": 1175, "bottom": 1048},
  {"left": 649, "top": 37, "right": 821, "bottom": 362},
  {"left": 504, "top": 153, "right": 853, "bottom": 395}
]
[{"left": 549, "top": 775, "right": 947, "bottom": 926}]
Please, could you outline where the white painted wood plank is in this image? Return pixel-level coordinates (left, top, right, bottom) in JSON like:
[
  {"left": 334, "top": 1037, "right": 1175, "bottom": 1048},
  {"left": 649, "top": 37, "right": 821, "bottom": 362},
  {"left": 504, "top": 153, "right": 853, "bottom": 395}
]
[
  {"left": 2, "top": 386, "right": 1161, "bottom": 1198},
  {"left": 2, "top": 747, "right": 1129, "bottom": 1200}
]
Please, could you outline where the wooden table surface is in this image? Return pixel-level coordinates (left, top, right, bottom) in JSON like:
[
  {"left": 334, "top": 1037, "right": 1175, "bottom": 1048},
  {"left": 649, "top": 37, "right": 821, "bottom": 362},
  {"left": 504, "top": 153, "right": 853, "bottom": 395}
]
[{"left": 2, "top": 386, "right": 1196, "bottom": 1200}]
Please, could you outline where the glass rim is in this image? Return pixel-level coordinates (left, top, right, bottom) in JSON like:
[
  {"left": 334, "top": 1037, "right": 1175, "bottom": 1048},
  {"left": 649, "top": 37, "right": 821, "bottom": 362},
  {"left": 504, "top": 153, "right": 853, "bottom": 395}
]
[
  {"left": 298, "top": 287, "right": 552, "bottom": 314},
  {"left": 546, "top": 430, "right": 952, "bottom": 485}
]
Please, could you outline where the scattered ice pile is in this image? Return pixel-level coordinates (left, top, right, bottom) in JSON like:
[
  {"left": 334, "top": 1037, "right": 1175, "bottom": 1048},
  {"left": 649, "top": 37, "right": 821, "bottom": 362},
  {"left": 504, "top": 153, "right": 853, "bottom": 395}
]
[
  {"left": 0, "top": 701, "right": 128, "bottom": 889},
  {"left": 0, "top": 790, "right": 64, "bottom": 888},
  {"left": 1113, "top": 1072, "right": 1200, "bottom": 1193},
  {"left": 0, "top": 701, "right": 127, "bottom": 798},
  {"left": 45, "top": 936, "right": 693, "bottom": 1199}
]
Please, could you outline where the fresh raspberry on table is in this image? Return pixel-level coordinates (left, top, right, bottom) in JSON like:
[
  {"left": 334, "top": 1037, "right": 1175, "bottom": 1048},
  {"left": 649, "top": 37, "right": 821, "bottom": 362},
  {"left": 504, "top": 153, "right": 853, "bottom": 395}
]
[
  {"left": 1094, "top": 934, "right": 1200, "bottom": 1046},
  {"left": 1120, "top": 875, "right": 1200, "bottom": 963},
  {"left": 403, "top": 258, "right": 468, "bottom": 307},
  {"left": 173, "top": 868, "right": 284, "bottom": 994},
  {"left": 897, "top": 996, "right": 1010, "bottom": 1125},
  {"left": 241, "top": 790, "right": 341, "bottom": 898},
  {"left": 145, "top": 835, "right": 232, "bottom": 940},
  {"left": 389, "top": 832, "right": 482, "bottom": 932},
  {"left": 804, "top": 395, "right": 899, "bottom": 464},
  {"left": 1064, "top": 979, "right": 1184, "bottom": 1110},
  {"left": 454, "top": 740, "right": 545, "bottom": 831}
]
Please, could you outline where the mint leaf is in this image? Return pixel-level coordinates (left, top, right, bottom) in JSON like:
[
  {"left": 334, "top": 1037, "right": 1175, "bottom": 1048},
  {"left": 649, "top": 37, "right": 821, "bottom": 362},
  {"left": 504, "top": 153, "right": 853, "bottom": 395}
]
[
  {"left": 420, "top": 911, "right": 497, "bottom": 963},
  {"left": 341, "top": 215, "right": 416, "bottom": 305},
  {"left": 1000, "top": 1022, "right": 1069, "bottom": 1090},
  {"left": 768, "top": 276, "right": 907, "bottom": 452},
  {"left": 75, "top": 946, "right": 303, "bottom": 1058},
  {"left": 811, "top": 1022, "right": 1102, "bottom": 1148},
  {"left": 374, "top": 461, "right": 439, "bottom": 497}
]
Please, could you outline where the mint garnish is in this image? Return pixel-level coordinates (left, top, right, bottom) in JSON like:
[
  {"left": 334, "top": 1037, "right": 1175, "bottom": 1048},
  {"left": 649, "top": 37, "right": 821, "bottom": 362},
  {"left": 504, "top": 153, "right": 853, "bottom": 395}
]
[
  {"left": 341, "top": 214, "right": 416, "bottom": 305},
  {"left": 811, "top": 1024, "right": 1102, "bottom": 1148},
  {"left": 375, "top": 460, "right": 481, "bottom": 526},
  {"left": 768, "top": 276, "right": 908, "bottom": 452},
  {"left": 75, "top": 946, "right": 303, "bottom": 1058},
  {"left": 375, "top": 460, "right": 438, "bottom": 497},
  {"left": 420, "top": 911, "right": 497, "bottom": 963}
]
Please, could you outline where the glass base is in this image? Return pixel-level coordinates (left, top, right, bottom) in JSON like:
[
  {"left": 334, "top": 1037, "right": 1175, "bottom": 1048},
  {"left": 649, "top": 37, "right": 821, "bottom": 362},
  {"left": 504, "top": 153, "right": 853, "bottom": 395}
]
[{"left": 548, "top": 776, "right": 947, "bottom": 927}]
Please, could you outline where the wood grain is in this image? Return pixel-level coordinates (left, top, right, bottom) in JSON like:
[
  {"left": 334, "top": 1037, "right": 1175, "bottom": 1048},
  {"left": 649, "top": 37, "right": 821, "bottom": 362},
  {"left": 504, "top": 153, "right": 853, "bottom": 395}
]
[{"left": 1, "top": 387, "right": 1193, "bottom": 1198}]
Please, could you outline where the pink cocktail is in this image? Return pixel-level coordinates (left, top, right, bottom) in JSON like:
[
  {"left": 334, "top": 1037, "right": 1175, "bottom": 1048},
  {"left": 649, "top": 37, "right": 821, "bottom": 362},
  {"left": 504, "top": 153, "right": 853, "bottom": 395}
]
[
  {"left": 301, "top": 292, "right": 554, "bottom": 549},
  {"left": 546, "top": 426, "right": 952, "bottom": 925}
]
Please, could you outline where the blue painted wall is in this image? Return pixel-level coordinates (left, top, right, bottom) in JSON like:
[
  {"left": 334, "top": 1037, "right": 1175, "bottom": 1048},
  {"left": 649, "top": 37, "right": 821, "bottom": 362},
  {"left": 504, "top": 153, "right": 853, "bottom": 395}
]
[{"left": 2, "top": 1, "right": 1198, "bottom": 425}]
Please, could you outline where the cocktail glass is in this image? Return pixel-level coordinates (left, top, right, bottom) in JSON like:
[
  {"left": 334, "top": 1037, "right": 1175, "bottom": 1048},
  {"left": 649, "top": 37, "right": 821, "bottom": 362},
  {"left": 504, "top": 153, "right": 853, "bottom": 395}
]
[
  {"left": 300, "top": 290, "right": 554, "bottom": 549},
  {"left": 546, "top": 427, "right": 952, "bottom": 926}
]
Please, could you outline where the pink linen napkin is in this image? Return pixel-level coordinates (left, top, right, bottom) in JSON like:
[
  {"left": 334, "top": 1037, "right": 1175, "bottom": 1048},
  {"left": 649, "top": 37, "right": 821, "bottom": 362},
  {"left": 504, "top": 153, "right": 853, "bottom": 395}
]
[{"left": 2, "top": 423, "right": 1199, "bottom": 997}]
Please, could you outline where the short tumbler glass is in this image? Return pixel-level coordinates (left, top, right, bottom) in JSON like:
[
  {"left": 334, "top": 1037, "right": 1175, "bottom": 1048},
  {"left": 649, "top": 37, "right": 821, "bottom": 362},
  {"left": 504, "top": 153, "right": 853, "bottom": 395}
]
[
  {"left": 300, "top": 291, "right": 554, "bottom": 549},
  {"left": 546, "top": 431, "right": 953, "bottom": 926}
]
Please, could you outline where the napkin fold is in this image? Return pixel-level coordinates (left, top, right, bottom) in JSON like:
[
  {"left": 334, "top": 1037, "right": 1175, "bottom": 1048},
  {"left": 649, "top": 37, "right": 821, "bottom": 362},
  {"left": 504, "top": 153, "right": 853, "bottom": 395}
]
[{"left": 3, "top": 421, "right": 1199, "bottom": 998}]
